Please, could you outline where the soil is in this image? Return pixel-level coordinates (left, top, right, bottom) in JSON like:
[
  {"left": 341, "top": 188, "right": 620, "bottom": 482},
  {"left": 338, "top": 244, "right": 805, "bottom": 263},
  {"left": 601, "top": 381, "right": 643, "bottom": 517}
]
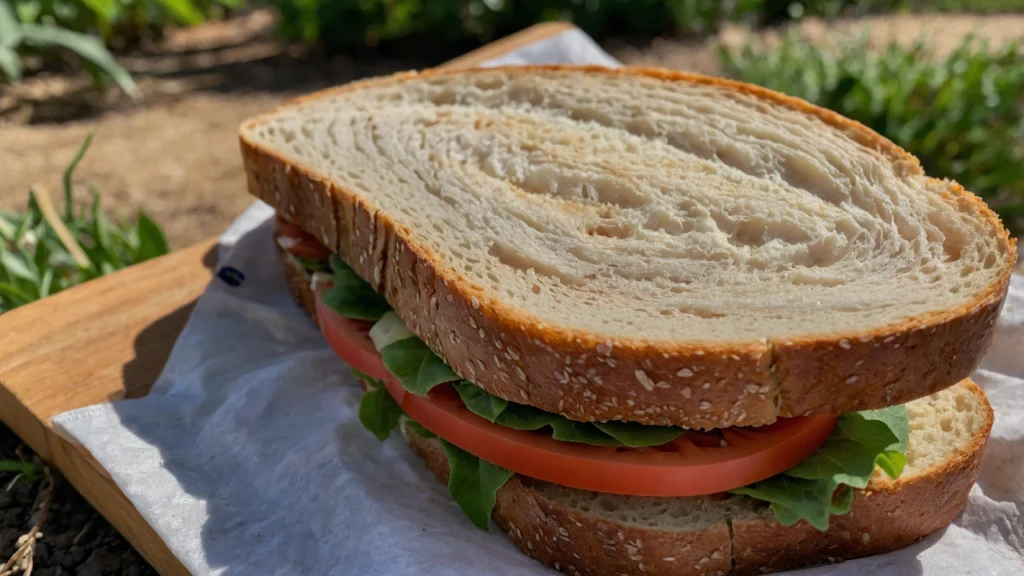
[
  {"left": 1, "top": 423, "right": 156, "bottom": 575},
  {"left": 0, "top": 8, "right": 1021, "bottom": 575}
]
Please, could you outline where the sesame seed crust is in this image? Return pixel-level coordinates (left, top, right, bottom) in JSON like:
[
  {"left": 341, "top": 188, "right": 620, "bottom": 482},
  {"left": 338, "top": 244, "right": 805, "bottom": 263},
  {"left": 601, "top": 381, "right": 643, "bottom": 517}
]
[
  {"left": 252, "top": 65, "right": 1016, "bottom": 428},
  {"left": 398, "top": 379, "right": 992, "bottom": 576}
]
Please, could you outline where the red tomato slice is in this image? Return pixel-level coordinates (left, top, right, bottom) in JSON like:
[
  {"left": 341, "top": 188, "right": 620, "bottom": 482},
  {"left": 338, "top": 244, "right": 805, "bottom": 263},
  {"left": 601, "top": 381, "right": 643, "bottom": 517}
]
[
  {"left": 274, "top": 216, "right": 333, "bottom": 262},
  {"left": 314, "top": 290, "right": 837, "bottom": 497},
  {"left": 313, "top": 283, "right": 391, "bottom": 382}
]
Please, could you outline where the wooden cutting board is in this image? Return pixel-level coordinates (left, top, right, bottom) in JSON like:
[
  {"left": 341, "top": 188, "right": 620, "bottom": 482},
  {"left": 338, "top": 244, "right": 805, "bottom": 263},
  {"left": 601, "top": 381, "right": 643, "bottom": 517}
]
[{"left": 0, "top": 21, "right": 575, "bottom": 576}]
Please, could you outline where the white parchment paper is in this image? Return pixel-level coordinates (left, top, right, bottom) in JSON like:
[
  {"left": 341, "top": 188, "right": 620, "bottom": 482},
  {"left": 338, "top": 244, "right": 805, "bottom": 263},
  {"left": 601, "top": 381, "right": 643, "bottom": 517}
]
[{"left": 52, "top": 29, "right": 1023, "bottom": 575}]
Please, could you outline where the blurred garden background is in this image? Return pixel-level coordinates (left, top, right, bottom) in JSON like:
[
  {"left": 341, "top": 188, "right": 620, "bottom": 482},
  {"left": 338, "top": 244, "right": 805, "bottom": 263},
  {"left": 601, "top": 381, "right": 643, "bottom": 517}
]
[{"left": 1, "top": 0, "right": 1023, "bottom": 573}]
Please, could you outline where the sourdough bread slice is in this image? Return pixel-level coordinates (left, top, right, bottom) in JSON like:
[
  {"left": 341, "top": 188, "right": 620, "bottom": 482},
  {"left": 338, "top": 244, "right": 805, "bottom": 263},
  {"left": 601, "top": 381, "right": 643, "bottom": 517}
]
[
  {"left": 401, "top": 379, "right": 993, "bottom": 576},
  {"left": 246, "top": 66, "right": 1017, "bottom": 428}
]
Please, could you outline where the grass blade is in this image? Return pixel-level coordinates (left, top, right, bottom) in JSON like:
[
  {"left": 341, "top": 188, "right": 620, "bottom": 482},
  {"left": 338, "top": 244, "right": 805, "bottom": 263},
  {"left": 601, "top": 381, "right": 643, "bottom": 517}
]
[
  {"left": 39, "top": 267, "right": 54, "bottom": 298},
  {"left": 0, "top": 46, "right": 22, "bottom": 81},
  {"left": 134, "top": 210, "right": 170, "bottom": 262},
  {"left": 157, "top": 0, "right": 206, "bottom": 26},
  {"left": 31, "top": 185, "right": 90, "bottom": 269},
  {"left": 19, "top": 25, "right": 138, "bottom": 99},
  {"left": 0, "top": 251, "right": 36, "bottom": 284},
  {"left": 0, "top": 282, "right": 33, "bottom": 307},
  {"left": 61, "top": 133, "right": 93, "bottom": 221},
  {"left": 90, "top": 186, "right": 124, "bottom": 269}
]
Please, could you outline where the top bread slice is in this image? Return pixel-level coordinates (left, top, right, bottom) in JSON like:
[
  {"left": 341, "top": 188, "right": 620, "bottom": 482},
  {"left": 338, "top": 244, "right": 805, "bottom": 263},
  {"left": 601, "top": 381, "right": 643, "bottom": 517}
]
[{"left": 242, "top": 65, "right": 1017, "bottom": 428}]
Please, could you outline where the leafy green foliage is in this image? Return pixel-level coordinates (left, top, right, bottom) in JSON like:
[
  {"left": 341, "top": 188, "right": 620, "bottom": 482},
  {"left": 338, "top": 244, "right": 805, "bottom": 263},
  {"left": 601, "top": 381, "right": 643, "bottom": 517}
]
[
  {"left": 440, "top": 439, "right": 514, "bottom": 530},
  {"left": 265, "top": 0, "right": 767, "bottom": 53},
  {"left": 0, "top": 133, "right": 171, "bottom": 314},
  {"left": 379, "top": 337, "right": 460, "bottom": 395},
  {"left": 0, "top": 1, "right": 137, "bottom": 93},
  {"left": 402, "top": 416, "right": 436, "bottom": 439},
  {"left": 1, "top": 0, "right": 241, "bottom": 91},
  {"left": 721, "top": 32, "right": 1024, "bottom": 235},
  {"left": 320, "top": 254, "right": 392, "bottom": 321},
  {"left": 731, "top": 405, "right": 908, "bottom": 530},
  {"left": 353, "top": 369, "right": 404, "bottom": 440},
  {"left": 0, "top": 458, "right": 42, "bottom": 485},
  {"left": 454, "top": 381, "right": 685, "bottom": 447},
  {"left": 261, "top": 1, "right": 1016, "bottom": 54}
]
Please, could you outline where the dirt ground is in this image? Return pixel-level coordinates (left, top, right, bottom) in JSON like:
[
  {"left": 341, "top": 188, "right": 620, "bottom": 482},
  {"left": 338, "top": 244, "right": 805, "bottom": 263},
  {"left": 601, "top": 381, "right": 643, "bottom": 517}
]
[
  {"left": 1, "top": 9, "right": 1022, "bottom": 575},
  {"left": 2, "top": 12, "right": 1022, "bottom": 249}
]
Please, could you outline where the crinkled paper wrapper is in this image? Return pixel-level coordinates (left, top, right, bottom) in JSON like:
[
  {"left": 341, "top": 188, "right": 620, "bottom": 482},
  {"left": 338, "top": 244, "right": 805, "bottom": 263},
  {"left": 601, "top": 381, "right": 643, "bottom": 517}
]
[{"left": 53, "top": 29, "right": 1023, "bottom": 576}]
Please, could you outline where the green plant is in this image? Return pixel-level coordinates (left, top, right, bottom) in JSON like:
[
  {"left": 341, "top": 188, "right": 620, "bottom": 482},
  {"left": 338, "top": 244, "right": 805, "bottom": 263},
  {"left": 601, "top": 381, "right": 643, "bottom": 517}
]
[
  {"left": 0, "top": 458, "right": 41, "bottom": 486},
  {"left": 0, "top": 1, "right": 137, "bottom": 94},
  {"left": 0, "top": 133, "right": 171, "bottom": 314},
  {"left": 11, "top": 0, "right": 242, "bottom": 41},
  {"left": 720, "top": 32, "right": 1024, "bottom": 236}
]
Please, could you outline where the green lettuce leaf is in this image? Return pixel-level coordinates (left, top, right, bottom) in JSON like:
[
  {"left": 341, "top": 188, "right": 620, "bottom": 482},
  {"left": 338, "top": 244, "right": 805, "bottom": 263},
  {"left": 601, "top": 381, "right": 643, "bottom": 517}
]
[
  {"left": 359, "top": 388, "right": 403, "bottom": 441},
  {"left": 402, "top": 416, "right": 436, "bottom": 439},
  {"left": 379, "top": 337, "right": 459, "bottom": 395},
  {"left": 351, "top": 369, "right": 403, "bottom": 441},
  {"left": 320, "top": 255, "right": 391, "bottom": 321},
  {"left": 594, "top": 421, "right": 686, "bottom": 448},
  {"left": 293, "top": 255, "right": 329, "bottom": 273},
  {"left": 496, "top": 404, "right": 622, "bottom": 446},
  {"left": 453, "top": 381, "right": 508, "bottom": 422},
  {"left": 452, "top": 380, "right": 685, "bottom": 447},
  {"left": 729, "top": 405, "right": 909, "bottom": 531},
  {"left": 440, "top": 440, "right": 514, "bottom": 530}
]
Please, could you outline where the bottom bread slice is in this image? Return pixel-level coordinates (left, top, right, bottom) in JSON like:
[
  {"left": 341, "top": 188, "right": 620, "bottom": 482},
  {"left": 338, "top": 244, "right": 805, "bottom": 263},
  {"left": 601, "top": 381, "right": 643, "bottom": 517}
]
[
  {"left": 276, "top": 244, "right": 994, "bottom": 575},
  {"left": 401, "top": 380, "right": 992, "bottom": 576}
]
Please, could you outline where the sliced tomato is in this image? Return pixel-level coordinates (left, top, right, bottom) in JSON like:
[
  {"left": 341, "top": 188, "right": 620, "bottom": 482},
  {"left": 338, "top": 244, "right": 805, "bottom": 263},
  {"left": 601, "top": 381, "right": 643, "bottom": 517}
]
[
  {"left": 313, "top": 283, "right": 391, "bottom": 382},
  {"left": 274, "top": 216, "right": 333, "bottom": 262},
  {"left": 314, "top": 290, "right": 837, "bottom": 497}
]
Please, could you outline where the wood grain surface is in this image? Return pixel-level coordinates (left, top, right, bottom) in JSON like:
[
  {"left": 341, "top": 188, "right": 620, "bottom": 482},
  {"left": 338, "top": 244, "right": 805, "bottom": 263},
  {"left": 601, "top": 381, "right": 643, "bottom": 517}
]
[{"left": 0, "top": 20, "right": 575, "bottom": 576}]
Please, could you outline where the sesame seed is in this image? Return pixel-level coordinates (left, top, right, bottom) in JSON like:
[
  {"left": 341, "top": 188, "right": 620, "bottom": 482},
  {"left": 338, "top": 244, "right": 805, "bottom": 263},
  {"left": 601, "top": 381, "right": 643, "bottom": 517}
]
[
  {"left": 677, "top": 368, "right": 694, "bottom": 378},
  {"left": 703, "top": 382, "right": 711, "bottom": 390},
  {"left": 471, "top": 296, "right": 480, "bottom": 309},
  {"left": 859, "top": 335, "right": 872, "bottom": 343},
  {"left": 884, "top": 336, "right": 896, "bottom": 343},
  {"left": 656, "top": 382, "right": 670, "bottom": 389},
  {"left": 507, "top": 348, "right": 520, "bottom": 360},
  {"left": 446, "top": 294, "right": 453, "bottom": 303},
  {"left": 745, "top": 384, "right": 759, "bottom": 394},
  {"left": 862, "top": 533, "right": 870, "bottom": 544},
  {"left": 663, "top": 557, "right": 676, "bottom": 562},
  {"left": 469, "top": 317, "right": 477, "bottom": 329},
  {"left": 681, "top": 387, "right": 692, "bottom": 398},
  {"left": 700, "top": 401, "right": 712, "bottom": 410},
  {"left": 839, "top": 339, "right": 852, "bottom": 350},
  {"left": 478, "top": 329, "right": 485, "bottom": 338},
  {"left": 846, "top": 375, "right": 859, "bottom": 384},
  {"left": 711, "top": 551, "right": 722, "bottom": 559},
  {"left": 695, "top": 350, "right": 705, "bottom": 355},
  {"left": 635, "top": 370, "right": 655, "bottom": 392},
  {"left": 515, "top": 366, "right": 527, "bottom": 381},
  {"left": 626, "top": 399, "right": 636, "bottom": 407}
]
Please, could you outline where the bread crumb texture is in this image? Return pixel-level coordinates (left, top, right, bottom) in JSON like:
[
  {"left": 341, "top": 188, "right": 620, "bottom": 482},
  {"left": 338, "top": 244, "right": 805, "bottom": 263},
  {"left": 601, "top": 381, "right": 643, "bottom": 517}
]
[{"left": 245, "top": 67, "right": 1012, "bottom": 342}]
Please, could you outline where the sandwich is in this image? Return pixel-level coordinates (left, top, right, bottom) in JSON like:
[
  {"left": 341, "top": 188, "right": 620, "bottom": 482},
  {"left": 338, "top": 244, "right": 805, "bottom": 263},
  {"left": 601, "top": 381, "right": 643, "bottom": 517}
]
[{"left": 238, "top": 66, "right": 1017, "bottom": 576}]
